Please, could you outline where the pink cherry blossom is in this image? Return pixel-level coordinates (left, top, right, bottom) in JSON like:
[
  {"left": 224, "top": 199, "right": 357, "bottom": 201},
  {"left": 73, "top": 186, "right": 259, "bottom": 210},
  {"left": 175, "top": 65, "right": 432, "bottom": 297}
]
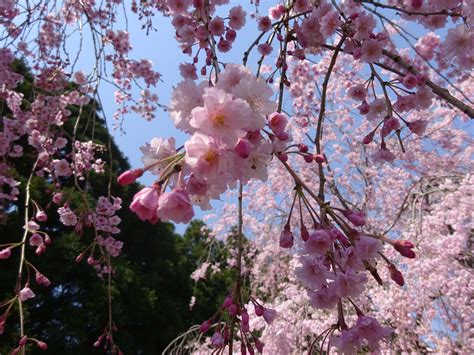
[
  {"left": 157, "top": 188, "right": 194, "bottom": 224},
  {"left": 130, "top": 186, "right": 160, "bottom": 222}
]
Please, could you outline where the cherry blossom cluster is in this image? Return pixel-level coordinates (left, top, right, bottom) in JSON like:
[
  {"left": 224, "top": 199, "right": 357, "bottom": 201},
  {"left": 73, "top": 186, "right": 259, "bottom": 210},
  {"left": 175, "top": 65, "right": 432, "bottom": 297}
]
[
  {"left": 199, "top": 294, "right": 276, "bottom": 354},
  {"left": 121, "top": 64, "right": 283, "bottom": 225}
]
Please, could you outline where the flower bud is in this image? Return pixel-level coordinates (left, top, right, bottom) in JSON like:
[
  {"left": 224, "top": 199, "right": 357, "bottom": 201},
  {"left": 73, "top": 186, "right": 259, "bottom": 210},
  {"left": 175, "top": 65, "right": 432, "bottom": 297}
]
[
  {"left": 279, "top": 226, "right": 294, "bottom": 248},
  {"left": 363, "top": 132, "right": 374, "bottom": 144},
  {"left": 314, "top": 154, "right": 325, "bottom": 164},
  {"left": 117, "top": 169, "right": 143, "bottom": 186},
  {"left": 35, "top": 210, "right": 48, "bottom": 222},
  {"left": 199, "top": 320, "right": 211, "bottom": 333},
  {"left": 234, "top": 139, "right": 252, "bottom": 159},
  {"left": 0, "top": 248, "right": 11, "bottom": 260},
  {"left": 388, "top": 264, "right": 404, "bottom": 286},
  {"left": 393, "top": 240, "right": 416, "bottom": 259}
]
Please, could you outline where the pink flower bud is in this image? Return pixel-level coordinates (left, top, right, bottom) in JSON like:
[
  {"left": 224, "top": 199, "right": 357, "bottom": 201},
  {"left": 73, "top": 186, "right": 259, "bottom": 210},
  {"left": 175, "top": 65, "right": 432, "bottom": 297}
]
[
  {"left": 300, "top": 225, "right": 309, "bottom": 241},
  {"left": 388, "top": 264, "right": 404, "bottom": 286},
  {"left": 241, "top": 308, "right": 250, "bottom": 332},
  {"left": 199, "top": 320, "right": 211, "bottom": 333},
  {"left": 343, "top": 210, "right": 366, "bottom": 227},
  {"left": 222, "top": 296, "right": 233, "bottom": 308},
  {"left": 254, "top": 338, "right": 264, "bottom": 353},
  {"left": 44, "top": 235, "right": 51, "bottom": 246},
  {"left": 117, "top": 169, "right": 143, "bottom": 186},
  {"left": 93, "top": 340, "right": 101, "bottom": 347},
  {"left": 298, "top": 143, "right": 308, "bottom": 153},
  {"left": 254, "top": 304, "right": 264, "bottom": 317},
  {"left": 279, "top": 226, "right": 294, "bottom": 248},
  {"left": 35, "top": 244, "right": 46, "bottom": 255},
  {"left": 278, "top": 152, "right": 288, "bottom": 162},
  {"left": 75, "top": 253, "right": 84, "bottom": 263},
  {"left": 19, "top": 335, "right": 28, "bottom": 346},
  {"left": 0, "top": 248, "right": 11, "bottom": 259},
  {"left": 393, "top": 240, "right": 416, "bottom": 259},
  {"left": 268, "top": 112, "right": 288, "bottom": 135},
  {"left": 314, "top": 154, "right": 325, "bottom": 164},
  {"left": 358, "top": 101, "right": 370, "bottom": 114},
  {"left": 363, "top": 132, "right": 374, "bottom": 144},
  {"left": 35, "top": 210, "right": 48, "bottom": 222},
  {"left": 235, "top": 139, "right": 252, "bottom": 159},
  {"left": 35, "top": 272, "right": 51, "bottom": 287},
  {"left": 247, "top": 344, "right": 255, "bottom": 355},
  {"left": 303, "top": 154, "right": 313, "bottom": 163},
  {"left": 228, "top": 304, "right": 238, "bottom": 316},
  {"left": 37, "top": 341, "right": 48, "bottom": 350},
  {"left": 52, "top": 193, "right": 63, "bottom": 205}
]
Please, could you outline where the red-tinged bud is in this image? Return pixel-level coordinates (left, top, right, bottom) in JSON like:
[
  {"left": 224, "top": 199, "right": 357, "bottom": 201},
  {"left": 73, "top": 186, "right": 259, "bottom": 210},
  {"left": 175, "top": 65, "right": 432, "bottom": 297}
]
[
  {"left": 388, "top": 264, "right": 405, "bottom": 286},
  {"left": 278, "top": 152, "right": 288, "bottom": 162},
  {"left": 343, "top": 210, "right": 366, "bottom": 227},
  {"left": 298, "top": 143, "right": 309, "bottom": 153},
  {"left": 279, "top": 226, "right": 294, "bottom": 248},
  {"left": 247, "top": 344, "right": 255, "bottom": 355},
  {"left": 303, "top": 154, "right": 313, "bottom": 163},
  {"left": 87, "top": 256, "right": 98, "bottom": 266},
  {"left": 117, "top": 169, "right": 143, "bottom": 186},
  {"left": 358, "top": 101, "right": 369, "bottom": 114},
  {"left": 200, "top": 66, "right": 206, "bottom": 76},
  {"left": 93, "top": 340, "right": 101, "bottom": 347},
  {"left": 223, "top": 327, "right": 229, "bottom": 341},
  {"left": 314, "top": 154, "right": 325, "bottom": 164},
  {"left": 75, "top": 253, "right": 84, "bottom": 263},
  {"left": 35, "top": 210, "right": 47, "bottom": 222},
  {"left": 228, "top": 304, "right": 238, "bottom": 316},
  {"left": 234, "top": 139, "right": 252, "bottom": 159},
  {"left": 241, "top": 308, "right": 250, "bottom": 332},
  {"left": 393, "top": 240, "right": 416, "bottom": 258},
  {"left": 37, "top": 341, "right": 48, "bottom": 350},
  {"left": 0, "top": 247, "right": 11, "bottom": 259},
  {"left": 300, "top": 225, "right": 309, "bottom": 241},
  {"left": 19, "top": 335, "right": 28, "bottom": 346},
  {"left": 222, "top": 295, "right": 233, "bottom": 308},
  {"left": 35, "top": 272, "right": 51, "bottom": 287},
  {"left": 52, "top": 193, "right": 63, "bottom": 205},
  {"left": 35, "top": 244, "right": 46, "bottom": 255},
  {"left": 199, "top": 320, "right": 211, "bottom": 333},
  {"left": 254, "top": 338, "right": 264, "bottom": 353},
  {"left": 363, "top": 132, "right": 374, "bottom": 144},
  {"left": 254, "top": 304, "right": 264, "bottom": 317},
  {"left": 44, "top": 235, "right": 51, "bottom": 246}
]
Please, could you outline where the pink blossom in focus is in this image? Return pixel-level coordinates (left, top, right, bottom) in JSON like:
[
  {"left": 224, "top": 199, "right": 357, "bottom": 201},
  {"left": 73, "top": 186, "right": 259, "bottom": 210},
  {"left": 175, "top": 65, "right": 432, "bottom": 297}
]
[{"left": 157, "top": 188, "right": 194, "bottom": 224}]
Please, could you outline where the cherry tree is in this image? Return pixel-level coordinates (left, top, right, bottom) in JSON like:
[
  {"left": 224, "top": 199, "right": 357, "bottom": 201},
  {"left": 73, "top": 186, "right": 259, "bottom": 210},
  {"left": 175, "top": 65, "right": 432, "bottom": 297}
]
[{"left": 0, "top": 0, "right": 473, "bottom": 354}]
